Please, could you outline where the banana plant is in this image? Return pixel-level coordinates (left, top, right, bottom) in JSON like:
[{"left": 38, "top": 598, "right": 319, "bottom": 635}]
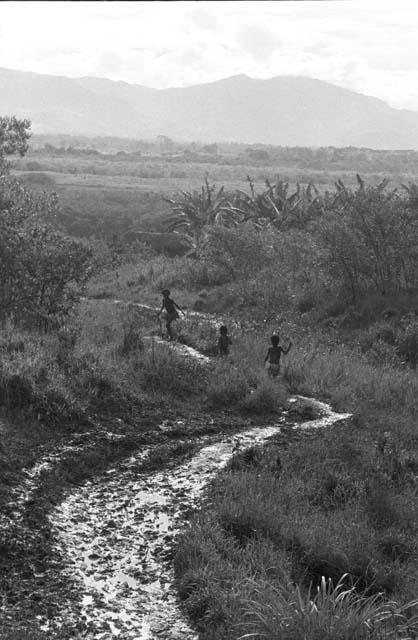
[
  {"left": 229, "top": 176, "right": 323, "bottom": 230},
  {"left": 165, "top": 178, "right": 241, "bottom": 250}
]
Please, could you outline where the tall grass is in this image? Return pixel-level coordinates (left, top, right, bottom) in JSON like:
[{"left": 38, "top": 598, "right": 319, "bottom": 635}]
[
  {"left": 175, "top": 328, "right": 418, "bottom": 639},
  {"left": 0, "top": 297, "right": 211, "bottom": 436},
  {"left": 239, "top": 576, "right": 418, "bottom": 640},
  {"left": 86, "top": 253, "right": 219, "bottom": 305},
  {"left": 283, "top": 339, "right": 418, "bottom": 436}
]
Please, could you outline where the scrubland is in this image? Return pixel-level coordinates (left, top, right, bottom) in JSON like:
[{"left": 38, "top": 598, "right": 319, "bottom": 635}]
[{"left": 85, "top": 175, "right": 418, "bottom": 638}]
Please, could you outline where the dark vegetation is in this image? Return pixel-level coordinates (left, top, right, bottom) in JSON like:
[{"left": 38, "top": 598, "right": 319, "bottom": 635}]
[{"left": 1, "top": 123, "right": 418, "bottom": 637}]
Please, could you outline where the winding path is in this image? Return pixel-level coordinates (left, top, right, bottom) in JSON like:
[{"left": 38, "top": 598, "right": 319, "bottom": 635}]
[
  {"left": 40, "top": 397, "right": 349, "bottom": 640},
  {"left": 20, "top": 300, "right": 350, "bottom": 638}
]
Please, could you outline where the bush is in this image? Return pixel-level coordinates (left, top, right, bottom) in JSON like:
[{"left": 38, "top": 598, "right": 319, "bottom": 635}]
[
  {"left": 206, "top": 364, "right": 249, "bottom": 408},
  {"left": 139, "top": 341, "right": 206, "bottom": 397},
  {"left": 0, "top": 178, "right": 92, "bottom": 327},
  {"left": 240, "top": 375, "right": 286, "bottom": 415}
]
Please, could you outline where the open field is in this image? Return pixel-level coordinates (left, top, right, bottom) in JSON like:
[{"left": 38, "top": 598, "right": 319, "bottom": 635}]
[
  {"left": 14, "top": 149, "right": 418, "bottom": 190},
  {"left": 10, "top": 141, "right": 418, "bottom": 243}
]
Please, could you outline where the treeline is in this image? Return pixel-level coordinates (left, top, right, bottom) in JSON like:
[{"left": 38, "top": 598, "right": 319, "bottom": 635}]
[{"left": 27, "top": 133, "right": 418, "bottom": 171}]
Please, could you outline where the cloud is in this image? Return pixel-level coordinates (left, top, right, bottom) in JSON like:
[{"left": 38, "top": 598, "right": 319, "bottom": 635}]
[
  {"left": 187, "top": 6, "right": 220, "bottom": 32},
  {"left": 95, "top": 52, "right": 125, "bottom": 77},
  {"left": 236, "top": 24, "right": 281, "bottom": 61},
  {"left": 1, "top": 0, "right": 418, "bottom": 108},
  {"left": 153, "top": 49, "right": 174, "bottom": 60}
]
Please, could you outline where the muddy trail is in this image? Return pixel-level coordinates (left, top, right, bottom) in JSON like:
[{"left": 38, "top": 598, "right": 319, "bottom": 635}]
[
  {"left": 2, "top": 300, "right": 350, "bottom": 639},
  {"left": 32, "top": 397, "right": 348, "bottom": 640}
]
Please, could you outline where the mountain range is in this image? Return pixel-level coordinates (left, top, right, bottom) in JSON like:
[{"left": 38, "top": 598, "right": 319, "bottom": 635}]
[{"left": 1, "top": 66, "right": 418, "bottom": 148}]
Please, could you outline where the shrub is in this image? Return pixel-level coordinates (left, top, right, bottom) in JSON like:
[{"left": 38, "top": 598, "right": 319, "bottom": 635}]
[
  {"left": 240, "top": 375, "right": 286, "bottom": 415},
  {"left": 206, "top": 364, "right": 249, "bottom": 408},
  {"left": 139, "top": 341, "right": 205, "bottom": 396},
  {"left": 0, "top": 178, "right": 92, "bottom": 328}
]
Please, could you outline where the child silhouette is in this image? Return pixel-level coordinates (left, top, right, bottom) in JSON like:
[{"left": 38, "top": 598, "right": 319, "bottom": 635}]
[{"left": 264, "top": 334, "right": 292, "bottom": 377}]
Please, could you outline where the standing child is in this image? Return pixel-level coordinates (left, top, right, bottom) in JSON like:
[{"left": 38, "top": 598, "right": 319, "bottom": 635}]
[
  {"left": 157, "top": 289, "right": 184, "bottom": 340},
  {"left": 264, "top": 334, "right": 292, "bottom": 378},
  {"left": 218, "top": 325, "right": 232, "bottom": 357}
]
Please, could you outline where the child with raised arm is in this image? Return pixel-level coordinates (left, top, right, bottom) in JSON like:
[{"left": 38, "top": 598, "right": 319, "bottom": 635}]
[
  {"left": 157, "top": 289, "right": 184, "bottom": 340},
  {"left": 264, "top": 334, "right": 292, "bottom": 378},
  {"left": 218, "top": 325, "right": 232, "bottom": 357}
]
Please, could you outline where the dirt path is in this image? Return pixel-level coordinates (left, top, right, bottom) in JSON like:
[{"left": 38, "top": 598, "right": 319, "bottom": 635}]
[
  {"left": 38, "top": 397, "right": 349, "bottom": 640},
  {"left": 4, "top": 301, "right": 350, "bottom": 639}
]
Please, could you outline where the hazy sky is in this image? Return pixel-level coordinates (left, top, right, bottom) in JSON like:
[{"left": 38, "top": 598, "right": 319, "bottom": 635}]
[{"left": 1, "top": 0, "right": 418, "bottom": 109}]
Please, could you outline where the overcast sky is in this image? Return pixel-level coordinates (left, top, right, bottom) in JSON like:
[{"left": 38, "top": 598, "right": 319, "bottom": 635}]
[{"left": 1, "top": 0, "right": 418, "bottom": 109}]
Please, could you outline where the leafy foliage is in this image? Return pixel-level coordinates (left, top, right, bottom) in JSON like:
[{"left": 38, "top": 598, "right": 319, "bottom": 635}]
[
  {"left": 0, "top": 117, "right": 91, "bottom": 328},
  {"left": 0, "top": 116, "right": 31, "bottom": 172},
  {"left": 167, "top": 175, "right": 418, "bottom": 312},
  {"left": 0, "top": 177, "right": 91, "bottom": 328},
  {"left": 165, "top": 178, "right": 241, "bottom": 250},
  {"left": 230, "top": 176, "right": 324, "bottom": 230},
  {"left": 315, "top": 175, "right": 418, "bottom": 301}
]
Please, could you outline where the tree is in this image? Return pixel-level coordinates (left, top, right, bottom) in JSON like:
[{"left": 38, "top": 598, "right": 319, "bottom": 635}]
[
  {"left": 0, "top": 117, "right": 91, "bottom": 328},
  {"left": 314, "top": 176, "right": 418, "bottom": 301},
  {"left": 0, "top": 177, "right": 91, "bottom": 328},
  {"left": 0, "top": 116, "right": 31, "bottom": 174},
  {"left": 200, "top": 223, "right": 278, "bottom": 281}
]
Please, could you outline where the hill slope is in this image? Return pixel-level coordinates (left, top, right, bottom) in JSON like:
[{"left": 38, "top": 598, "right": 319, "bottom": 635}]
[{"left": 1, "top": 67, "right": 418, "bottom": 148}]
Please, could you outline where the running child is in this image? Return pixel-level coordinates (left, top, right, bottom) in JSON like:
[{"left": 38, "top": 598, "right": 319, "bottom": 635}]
[
  {"left": 218, "top": 325, "right": 232, "bottom": 357},
  {"left": 157, "top": 289, "right": 184, "bottom": 340},
  {"left": 264, "top": 334, "right": 292, "bottom": 378}
]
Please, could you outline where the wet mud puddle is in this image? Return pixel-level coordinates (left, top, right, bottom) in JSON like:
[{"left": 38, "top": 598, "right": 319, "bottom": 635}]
[{"left": 44, "top": 399, "right": 350, "bottom": 640}]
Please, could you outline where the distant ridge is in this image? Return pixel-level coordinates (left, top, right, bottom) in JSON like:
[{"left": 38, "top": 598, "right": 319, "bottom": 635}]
[{"left": 1, "top": 67, "right": 418, "bottom": 148}]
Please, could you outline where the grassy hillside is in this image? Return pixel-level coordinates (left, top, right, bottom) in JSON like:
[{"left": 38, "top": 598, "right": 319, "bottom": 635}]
[
  {"left": 2, "top": 127, "right": 418, "bottom": 637},
  {"left": 84, "top": 175, "right": 418, "bottom": 638}
]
